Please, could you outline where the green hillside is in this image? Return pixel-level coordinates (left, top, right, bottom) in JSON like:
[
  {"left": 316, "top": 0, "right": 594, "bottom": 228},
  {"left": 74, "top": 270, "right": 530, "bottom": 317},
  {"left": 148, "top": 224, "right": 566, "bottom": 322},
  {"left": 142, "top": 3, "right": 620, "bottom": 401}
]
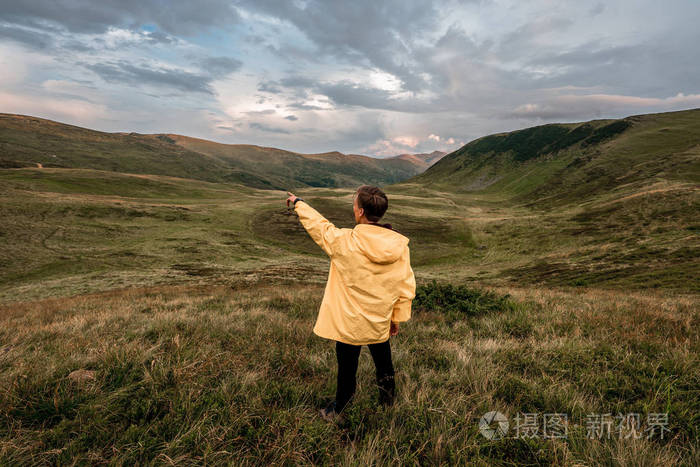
[
  {"left": 411, "top": 108, "right": 700, "bottom": 207},
  {"left": 390, "top": 108, "right": 699, "bottom": 291},
  {"left": 0, "top": 114, "right": 423, "bottom": 190}
]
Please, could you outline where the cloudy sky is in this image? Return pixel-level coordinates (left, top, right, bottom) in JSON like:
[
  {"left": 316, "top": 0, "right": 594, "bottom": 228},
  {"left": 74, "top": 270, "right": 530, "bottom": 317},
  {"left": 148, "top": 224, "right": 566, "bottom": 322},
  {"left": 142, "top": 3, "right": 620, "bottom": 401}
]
[{"left": 1, "top": 0, "right": 699, "bottom": 156}]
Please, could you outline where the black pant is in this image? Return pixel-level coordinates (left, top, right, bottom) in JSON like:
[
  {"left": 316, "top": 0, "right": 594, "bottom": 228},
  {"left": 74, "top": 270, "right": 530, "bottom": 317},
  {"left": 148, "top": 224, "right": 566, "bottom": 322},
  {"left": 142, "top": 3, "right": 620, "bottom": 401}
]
[{"left": 335, "top": 339, "right": 395, "bottom": 412}]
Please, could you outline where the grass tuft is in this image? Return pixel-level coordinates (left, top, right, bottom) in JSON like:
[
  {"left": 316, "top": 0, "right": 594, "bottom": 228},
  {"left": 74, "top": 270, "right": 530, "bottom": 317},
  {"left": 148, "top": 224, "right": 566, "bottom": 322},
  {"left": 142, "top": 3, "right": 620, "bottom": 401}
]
[{"left": 414, "top": 280, "right": 518, "bottom": 318}]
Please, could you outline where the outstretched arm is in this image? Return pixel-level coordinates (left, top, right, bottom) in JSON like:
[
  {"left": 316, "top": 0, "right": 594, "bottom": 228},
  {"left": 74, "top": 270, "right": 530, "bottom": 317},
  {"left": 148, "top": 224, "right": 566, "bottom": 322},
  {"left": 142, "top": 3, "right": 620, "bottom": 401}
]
[{"left": 286, "top": 191, "right": 344, "bottom": 257}]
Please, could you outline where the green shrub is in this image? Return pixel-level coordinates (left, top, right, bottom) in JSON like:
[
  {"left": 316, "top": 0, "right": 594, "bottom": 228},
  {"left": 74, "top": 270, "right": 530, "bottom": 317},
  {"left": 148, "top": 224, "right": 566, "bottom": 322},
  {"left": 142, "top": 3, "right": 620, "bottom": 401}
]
[
  {"left": 582, "top": 120, "right": 631, "bottom": 147},
  {"left": 413, "top": 280, "right": 517, "bottom": 317}
]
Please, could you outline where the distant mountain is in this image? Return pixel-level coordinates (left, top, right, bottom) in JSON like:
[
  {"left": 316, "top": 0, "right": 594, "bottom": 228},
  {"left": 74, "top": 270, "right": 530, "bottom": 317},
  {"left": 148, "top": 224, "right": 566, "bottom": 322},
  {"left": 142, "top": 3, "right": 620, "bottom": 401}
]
[
  {"left": 0, "top": 114, "right": 426, "bottom": 189},
  {"left": 390, "top": 150, "right": 446, "bottom": 171},
  {"left": 164, "top": 133, "right": 421, "bottom": 189},
  {"left": 406, "top": 108, "right": 700, "bottom": 207}
]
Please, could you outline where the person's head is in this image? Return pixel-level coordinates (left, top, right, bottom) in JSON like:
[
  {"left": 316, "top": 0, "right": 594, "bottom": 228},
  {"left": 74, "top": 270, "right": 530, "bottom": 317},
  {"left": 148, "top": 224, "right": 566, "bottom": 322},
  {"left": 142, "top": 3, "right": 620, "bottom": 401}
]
[{"left": 353, "top": 185, "right": 388, "bottom": 224}]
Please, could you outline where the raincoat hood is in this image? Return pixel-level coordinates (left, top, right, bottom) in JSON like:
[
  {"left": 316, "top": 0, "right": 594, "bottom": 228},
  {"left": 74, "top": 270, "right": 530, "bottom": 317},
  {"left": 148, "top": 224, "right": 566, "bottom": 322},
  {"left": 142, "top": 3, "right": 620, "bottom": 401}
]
[{"left": 352, "top": 223, "right": 410, "bottom": 265}]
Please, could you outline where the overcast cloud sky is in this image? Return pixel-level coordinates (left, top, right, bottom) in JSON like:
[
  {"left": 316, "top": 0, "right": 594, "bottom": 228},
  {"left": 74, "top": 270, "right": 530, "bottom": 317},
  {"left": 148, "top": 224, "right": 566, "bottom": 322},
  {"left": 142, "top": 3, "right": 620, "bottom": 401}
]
[{"left": 1, "top": 0, "right": 699, "bottom": 156}]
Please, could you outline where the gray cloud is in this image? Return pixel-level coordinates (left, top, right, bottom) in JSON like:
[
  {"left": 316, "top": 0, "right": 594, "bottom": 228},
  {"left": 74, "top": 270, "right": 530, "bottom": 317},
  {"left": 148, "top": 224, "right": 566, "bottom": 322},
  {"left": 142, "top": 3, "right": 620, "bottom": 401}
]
[
  {"left": 239, "top": 0, "right": 448, "bottom": 92},
  {"left": 245, "top": 109, "right": 276, "bottom": 116},
  {"left": 1, "top": 0, "right": 240, "bottom": 35},
  {"left": 284, "top": 115, "right": 298, "bottom": 121},
  {"left": 0, "top": 21, "right": 177, "bottom": 53},
  {"left": 337, "top": 118, "right": 385, "bottom": 143},
  {"left": 257, "top": 81, "right": 282, "bottom": 94},
  {"left": 265, "top": 2, "right": 700, "bottom": 123},
  {"left": 199, "top": 56, "right": 242, "bottom": 77},
  {"left": 589, "top": 3, "right": 605, "bottom": 16},
  {"left": 0, "top": 23, "right": 53, "bottom": 49},
  {"left": 249, "top": 122, "right": 291, "bottom": 134},
  {"left": 62, "top": 39, "right": 95, "bottom": 52},
  {"left": 279, "top": 76, "right": 316, "bottom": 88},
  {"left": 254, "top": 24, "right": 510, "bottom": 114},
  {"left": 500, "top": 92, "right": 700, "bottom": 122},
  {"left": 524, "top": 34, "right": 700, "bottom": 98},
  {"left": 495, "top": 15, "right": 574, "bottom": 61},
  {"left": 266, "top": 42, "right": 321, "bottom": 65},
  {"left": 316, "top": 81, "right": 426, "bottom": 112},
  {"left": 252, "top": 0, "right": 700, "bottom": 124},
  {"left": 500, "top": 102, "right": 585, "bottom": 121},
  {"left": 144, "top": 30, "right": 174, "bottom": 44},
  {"left": 260, "top": 76, "right": 439, "bottom": 113},
  {"left": 287, "top": 102, "right": 329, "bottom": 111},
  {"left": 84, "top": 61, "right": 215, "bottom": 94}
]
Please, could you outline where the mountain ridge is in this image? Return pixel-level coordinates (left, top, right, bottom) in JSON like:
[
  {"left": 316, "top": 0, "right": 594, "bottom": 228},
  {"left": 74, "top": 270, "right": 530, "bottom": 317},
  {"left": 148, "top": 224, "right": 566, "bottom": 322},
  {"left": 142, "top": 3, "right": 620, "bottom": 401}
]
[
  {"left": 0, "top": 113, "right": 439, "bottom": 190},
  {"left": 390, "top": 150, "right": 447, "bottom": 170}
]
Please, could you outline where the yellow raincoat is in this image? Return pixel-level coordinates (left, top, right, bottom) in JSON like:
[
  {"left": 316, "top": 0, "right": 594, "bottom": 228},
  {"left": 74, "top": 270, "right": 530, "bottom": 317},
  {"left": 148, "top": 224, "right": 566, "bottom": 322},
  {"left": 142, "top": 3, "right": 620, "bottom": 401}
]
[{"left": 294, "top": 200, "right": 416, "bottom": 345}]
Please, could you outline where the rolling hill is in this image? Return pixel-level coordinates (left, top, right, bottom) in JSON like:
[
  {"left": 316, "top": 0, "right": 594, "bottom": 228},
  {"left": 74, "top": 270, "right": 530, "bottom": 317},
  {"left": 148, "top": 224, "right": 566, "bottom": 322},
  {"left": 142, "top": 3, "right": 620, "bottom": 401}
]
[
  {"left": 409, "top": 108, "right": 700, "bottom": 208},
  {"left": 163, "top": 133, "right": 424, "bottom": 189},
  {"left": 0, "top": 114, "right": 431, "bottom": 190}
]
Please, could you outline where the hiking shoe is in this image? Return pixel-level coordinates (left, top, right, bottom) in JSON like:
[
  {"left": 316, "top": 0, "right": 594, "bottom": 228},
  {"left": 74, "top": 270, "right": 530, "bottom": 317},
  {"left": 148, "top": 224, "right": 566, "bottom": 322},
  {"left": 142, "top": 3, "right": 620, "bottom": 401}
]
[{"left": 319, "top": 401, "right": 343, "bottom": 422}]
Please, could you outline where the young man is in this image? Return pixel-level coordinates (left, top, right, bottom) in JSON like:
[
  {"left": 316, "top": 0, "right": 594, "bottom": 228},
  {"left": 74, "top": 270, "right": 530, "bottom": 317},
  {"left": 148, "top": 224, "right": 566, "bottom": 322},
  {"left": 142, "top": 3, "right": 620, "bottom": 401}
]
[{"left": 285, "top": 185, "right": 416, "bottom": 421}]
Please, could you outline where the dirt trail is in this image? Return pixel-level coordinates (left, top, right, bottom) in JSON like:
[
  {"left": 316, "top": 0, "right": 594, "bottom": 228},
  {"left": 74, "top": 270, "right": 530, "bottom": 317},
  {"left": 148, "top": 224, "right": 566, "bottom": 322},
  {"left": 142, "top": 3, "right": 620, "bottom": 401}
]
[{"left": 461, "top": 213, "right": 538, "bottom": 222}]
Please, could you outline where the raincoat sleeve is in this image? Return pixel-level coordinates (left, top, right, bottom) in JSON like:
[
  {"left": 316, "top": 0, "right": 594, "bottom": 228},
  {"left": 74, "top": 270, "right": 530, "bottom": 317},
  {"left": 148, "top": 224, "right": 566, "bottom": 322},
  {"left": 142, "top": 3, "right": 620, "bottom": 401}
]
[
  {"left": 294, "top": 200, "right": 345, "bottom": 257},
  {"left": 392, "top": 247, "right": 416, "bottom": 322}
]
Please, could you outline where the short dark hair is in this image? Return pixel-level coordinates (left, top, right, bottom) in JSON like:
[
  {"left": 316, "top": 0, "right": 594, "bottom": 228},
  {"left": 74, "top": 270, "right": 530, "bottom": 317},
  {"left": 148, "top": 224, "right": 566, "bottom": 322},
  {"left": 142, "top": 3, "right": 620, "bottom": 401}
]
[{"left": 355, "top": 185, "right": 388, "bottom": 222}]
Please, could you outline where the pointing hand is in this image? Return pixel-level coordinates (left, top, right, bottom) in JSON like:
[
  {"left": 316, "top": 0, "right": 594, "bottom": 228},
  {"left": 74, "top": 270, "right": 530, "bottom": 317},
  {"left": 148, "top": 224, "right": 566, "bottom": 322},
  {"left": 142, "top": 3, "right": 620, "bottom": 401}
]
[{"left": 286, "top": 191, "right": 299, "bottom": 208}]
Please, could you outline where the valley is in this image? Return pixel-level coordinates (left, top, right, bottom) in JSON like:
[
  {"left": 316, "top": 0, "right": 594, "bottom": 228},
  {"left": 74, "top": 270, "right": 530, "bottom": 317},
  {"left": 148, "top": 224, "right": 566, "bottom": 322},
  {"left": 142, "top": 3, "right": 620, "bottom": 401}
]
[{"left": 0, "top": 109, "right": 698, "bottom": 464}]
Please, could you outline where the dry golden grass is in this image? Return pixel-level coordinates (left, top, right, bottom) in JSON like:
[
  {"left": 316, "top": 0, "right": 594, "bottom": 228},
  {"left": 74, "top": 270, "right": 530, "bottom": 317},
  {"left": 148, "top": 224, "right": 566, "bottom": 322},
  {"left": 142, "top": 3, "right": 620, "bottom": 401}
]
[{"left": 1, "top": 281, "right": 697, "bottom": 465}]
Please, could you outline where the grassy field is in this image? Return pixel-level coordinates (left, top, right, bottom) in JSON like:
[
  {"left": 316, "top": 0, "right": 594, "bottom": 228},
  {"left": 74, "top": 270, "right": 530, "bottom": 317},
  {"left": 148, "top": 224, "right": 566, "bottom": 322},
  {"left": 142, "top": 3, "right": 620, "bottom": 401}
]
[
  {"left": 1, "top": 283, "right": 697, "bottom": 464},
  {"left": 0, "top": 147, "right": 698, "bottom": 463}
]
